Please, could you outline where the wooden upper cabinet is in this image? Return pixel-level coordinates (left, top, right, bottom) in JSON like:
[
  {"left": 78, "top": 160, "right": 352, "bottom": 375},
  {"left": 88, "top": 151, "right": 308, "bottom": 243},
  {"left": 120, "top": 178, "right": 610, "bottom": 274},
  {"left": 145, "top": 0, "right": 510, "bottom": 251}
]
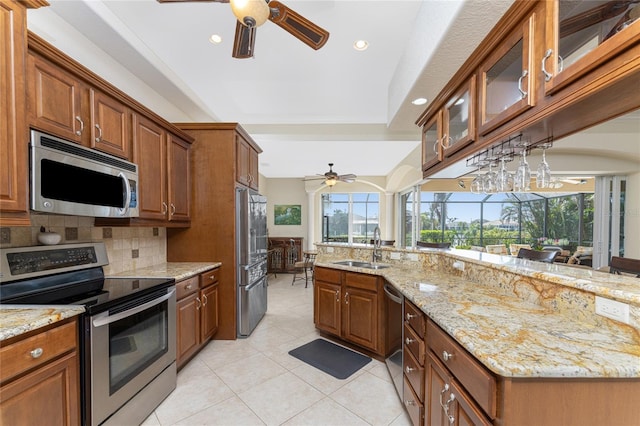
[
  {"left": 134, "top": 114, "right": 167, "bottom": 221},
  {"left": 133, "top": 114, "right": 191, "bottom": 224},
  {"left": 478, "top": 13, "right": 536, "bottom": 136},
  {"left": 543, "top": 0, "right": 640, "bottom": 95},
  {"left": 0, "top": 1, "right": 29, "bottom": 225},
  {"left": 27, "top": 53, "right": 132, "bottom": 160},
  {"left": 89, "top": 88, "right": 131, "bottom": 159},
  {"left": 422, "top": 110, "right": 443, "bottom": 172},
  {"left": 236, "top": 135, "right": 259, "bottom": 190},
  {"left": 27, "top": 53, "right": 84, "bottom": 143},
  {"left": 443, "top": 75, "right": 476, "bottom": 157},
  {"left": 167, "top": 133, "right": 191, "bottom": 222}
]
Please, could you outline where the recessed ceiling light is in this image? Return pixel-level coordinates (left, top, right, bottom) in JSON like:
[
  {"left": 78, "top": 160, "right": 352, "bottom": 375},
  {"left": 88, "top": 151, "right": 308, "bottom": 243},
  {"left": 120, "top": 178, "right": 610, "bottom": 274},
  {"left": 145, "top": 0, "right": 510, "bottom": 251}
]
[
  {"left": 412, "top": 97, "right": 428, "bottom": 106},
  {"left": 209, "top": 34, "right": 223, "bottom": 44},
  {"left": 353, "top": 40, "right": 368, "bottom": 51}
]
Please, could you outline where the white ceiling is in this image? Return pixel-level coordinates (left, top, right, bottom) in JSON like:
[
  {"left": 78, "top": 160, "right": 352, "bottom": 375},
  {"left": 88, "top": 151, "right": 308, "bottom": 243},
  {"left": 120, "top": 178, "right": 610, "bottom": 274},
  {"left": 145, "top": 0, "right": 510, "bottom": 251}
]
[
  {"left": 27, "top": 0, "right": 515, "bottom": 179},
  {"left": 27, "top": 0, "right": 638, "bottom": 182}
]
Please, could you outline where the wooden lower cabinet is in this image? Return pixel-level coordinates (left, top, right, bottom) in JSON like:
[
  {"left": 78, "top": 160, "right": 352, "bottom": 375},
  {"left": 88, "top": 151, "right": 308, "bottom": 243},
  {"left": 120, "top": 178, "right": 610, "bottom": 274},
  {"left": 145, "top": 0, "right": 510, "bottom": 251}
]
[
  {"left": 313, "top": 267, "right": 388, "bottom": 356},
  {"left": 176, "top": 268, "right": 220, "bottom": 369},
  {"left": 0, "top": 318, "right": 80, "bottom": 426}
]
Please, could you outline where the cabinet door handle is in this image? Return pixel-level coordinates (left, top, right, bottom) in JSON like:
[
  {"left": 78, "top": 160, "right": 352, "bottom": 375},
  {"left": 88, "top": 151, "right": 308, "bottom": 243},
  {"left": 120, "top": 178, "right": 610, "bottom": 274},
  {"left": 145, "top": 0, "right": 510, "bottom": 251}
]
[
  {"left": 517, "top": 69, "right": 529, "bottom": 99},
  {"left": 170, "top": 203, "right": 176, "bottom": 216},
  {"left": 335, "top": 290, "right": 340, "bottom": 302},
  {"left": 95, "top": 124, "right": 103, "bottom": 142},
  {"left": 162, "top": 202, "right": 168, "bottom": 215},
  {"left": 406, "top": 312, "right": 416, "bottom": 321},
  {"left": 196, "top": 297, "right": 201, "bottom": 310},
  {"left": 542, "top": 49, "right": 553, "bottom": 81},
  {"left": 202, "top": 294, "right": 208, "bottom": 307},
  {"left": 344, "top": 292, "right": 349, "bottom": 305},
  {"left": 75, "top": 116, "right": 84, "bottom": 136},
  {"left": 405, "top": 365, "right": 414, "bottom": 374},
  {"left": 442, "top": 350, "right": 454, "bottom": 362},
  {"left": 405, "top": 337, "right": 414, "bottom": 345},
  {"left": 404, "top": 399, "right": 415, "bottom": 407},
  {"left": 30, "top": 347, "right": 44, "bottom": 359}
]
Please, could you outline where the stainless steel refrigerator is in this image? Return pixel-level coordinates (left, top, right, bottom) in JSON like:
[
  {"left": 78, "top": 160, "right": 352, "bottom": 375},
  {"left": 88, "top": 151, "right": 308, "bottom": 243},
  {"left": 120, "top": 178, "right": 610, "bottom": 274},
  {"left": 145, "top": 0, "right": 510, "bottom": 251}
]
[{"left": 236, "top": 187, "right": 268, "bottom": 337}]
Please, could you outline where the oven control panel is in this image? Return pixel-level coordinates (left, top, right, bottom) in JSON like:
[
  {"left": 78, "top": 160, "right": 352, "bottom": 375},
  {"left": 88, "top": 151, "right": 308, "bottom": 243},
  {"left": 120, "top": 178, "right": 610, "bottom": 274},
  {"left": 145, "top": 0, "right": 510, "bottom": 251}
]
[{"left": 0, "top": 243, "right": 109, "bottom": 282}]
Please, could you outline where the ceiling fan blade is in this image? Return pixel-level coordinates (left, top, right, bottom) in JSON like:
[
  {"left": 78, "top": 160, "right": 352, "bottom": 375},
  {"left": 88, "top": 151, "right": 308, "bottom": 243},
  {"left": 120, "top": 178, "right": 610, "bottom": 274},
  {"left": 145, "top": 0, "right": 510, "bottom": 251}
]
[
  {"left": 232, "top": 21, "right": 257, "bottom": 59},
  {"left": 338, "top": 174, "right": 357, "bottom": 181},
  {"left": 268, "top": 1, "right": 329, "bottom": 50}
]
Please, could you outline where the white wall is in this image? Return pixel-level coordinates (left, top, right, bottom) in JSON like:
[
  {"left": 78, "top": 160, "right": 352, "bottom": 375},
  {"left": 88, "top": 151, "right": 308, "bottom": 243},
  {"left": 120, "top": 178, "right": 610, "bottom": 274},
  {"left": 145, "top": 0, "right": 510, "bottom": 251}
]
[{"left": 262, "top": 178, "right": 308, "bottom": 246}]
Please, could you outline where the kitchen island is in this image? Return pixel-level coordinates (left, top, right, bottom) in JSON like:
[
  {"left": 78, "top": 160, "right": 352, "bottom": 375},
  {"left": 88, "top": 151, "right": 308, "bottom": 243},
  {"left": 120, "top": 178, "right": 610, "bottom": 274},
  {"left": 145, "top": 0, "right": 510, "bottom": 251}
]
[{"left": 314, "top": 243, "right": 640, "bottom": 425}]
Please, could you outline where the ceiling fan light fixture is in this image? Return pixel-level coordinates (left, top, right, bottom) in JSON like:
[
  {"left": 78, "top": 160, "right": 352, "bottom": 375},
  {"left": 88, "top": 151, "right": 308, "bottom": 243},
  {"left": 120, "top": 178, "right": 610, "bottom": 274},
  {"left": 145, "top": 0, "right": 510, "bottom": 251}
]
[
  {"left": 325, "top": 178, "right": 338, "bottom": 187},
  {"left": 230, "top": 0, "right": 270, "bottom": 27}
]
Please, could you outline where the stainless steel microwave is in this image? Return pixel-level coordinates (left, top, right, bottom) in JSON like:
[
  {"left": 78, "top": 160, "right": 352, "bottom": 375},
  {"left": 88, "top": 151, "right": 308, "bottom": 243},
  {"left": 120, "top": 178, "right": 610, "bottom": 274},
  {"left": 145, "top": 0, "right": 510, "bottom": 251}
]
[{"left": 30, "top": 130, "right": 139, "bottom": 218}]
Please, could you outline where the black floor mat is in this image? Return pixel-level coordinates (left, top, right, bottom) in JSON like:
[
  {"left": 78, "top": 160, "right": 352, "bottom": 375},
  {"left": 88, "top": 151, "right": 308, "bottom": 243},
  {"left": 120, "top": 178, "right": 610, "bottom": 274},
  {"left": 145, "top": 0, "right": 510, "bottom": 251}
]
[{"left": 288, "top": 339, "right": 371, "bottom": 380}]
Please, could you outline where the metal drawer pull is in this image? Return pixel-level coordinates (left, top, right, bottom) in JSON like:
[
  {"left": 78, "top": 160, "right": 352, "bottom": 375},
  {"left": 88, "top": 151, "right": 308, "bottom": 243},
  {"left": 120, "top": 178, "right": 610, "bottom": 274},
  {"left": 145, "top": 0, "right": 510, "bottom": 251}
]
[
  {"left": 405, "top": 366, "right": 414, "bottom": 374},
  {"left": 202, "top": 294, "right": 208, "bottom": 306},
  {"left": 405, "top": 337, "right": 415, "bottom": 345},
  {"left": 210, "top": 275, "right": 215, "bottom": 280},
  {"left": 542, "top": 49, "right": 553, "bottom": 81},
  {"left": 75, "top": 116, "right": 84, "bottom": 136},
  {"left": 406, "top": 312, "right": 416, "bottom": 320},
  {"left": 405, "top": 400, "right": 415, "bottom": 406},
  {"left": 30, "top": 348, "right": 44, "bottom": 359},
  {"left": 185, "top": 284, "right": 192, "bottom": 290},
  {"left": 442, "top": 350, "right": 454, "bottom": 361},
  {"left": 95, "top": 124, "right": 102, "bottom": 142},
  {"left": 517, "top": 69, "right": 529, "bottom": 98}
]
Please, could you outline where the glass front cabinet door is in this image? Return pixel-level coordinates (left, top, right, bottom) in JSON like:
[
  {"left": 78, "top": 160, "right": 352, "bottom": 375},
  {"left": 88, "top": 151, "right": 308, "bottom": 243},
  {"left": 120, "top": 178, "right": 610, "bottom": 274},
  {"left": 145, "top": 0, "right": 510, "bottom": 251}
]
[
  {"left": 422, "top": 111, "right": 442, "bottom": 172},
  {"left": 543, "top": 0, "right": 640, "bottom": 95},
  {"left": 479, "top": 14, "right": 536, "bottom": 135},
  {"left": 443, "top": 75, "right": 476, "bottom": 157}
]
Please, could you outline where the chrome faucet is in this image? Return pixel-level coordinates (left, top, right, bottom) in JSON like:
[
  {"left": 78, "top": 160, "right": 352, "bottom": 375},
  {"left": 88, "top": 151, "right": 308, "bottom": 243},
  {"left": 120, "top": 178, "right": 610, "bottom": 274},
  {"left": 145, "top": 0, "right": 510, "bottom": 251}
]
[{"left": 372, "top": 226, "right": 382, "bottom": 263}]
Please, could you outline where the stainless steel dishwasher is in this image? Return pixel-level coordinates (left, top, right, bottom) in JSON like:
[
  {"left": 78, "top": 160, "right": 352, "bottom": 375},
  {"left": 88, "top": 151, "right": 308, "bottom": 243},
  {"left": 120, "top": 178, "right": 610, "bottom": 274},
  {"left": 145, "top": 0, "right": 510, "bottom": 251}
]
[{"left": 383, "top": 283, "right": 404, "bottom": 399}]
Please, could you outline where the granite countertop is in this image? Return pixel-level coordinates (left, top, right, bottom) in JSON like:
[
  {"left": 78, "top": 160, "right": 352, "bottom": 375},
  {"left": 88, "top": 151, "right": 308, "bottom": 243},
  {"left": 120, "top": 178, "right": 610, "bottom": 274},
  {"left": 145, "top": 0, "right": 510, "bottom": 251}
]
[
  {"left": 107, "top": 262, "right": 221, "bottom": 281},
  {"left": 0, "top": 306, "right": 85, "bottom": 341},
  {"left": 316, "top": 258, "right": 640, "bottom": 379}
]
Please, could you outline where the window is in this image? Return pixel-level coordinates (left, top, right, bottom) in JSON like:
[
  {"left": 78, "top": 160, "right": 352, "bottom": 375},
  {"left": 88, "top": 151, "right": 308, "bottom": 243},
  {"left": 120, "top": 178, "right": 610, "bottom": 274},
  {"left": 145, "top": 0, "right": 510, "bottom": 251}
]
[
  {"left": 321, "top": 193, "right": 379, "bottom": 244},
  {"left": 399, "top": 189, "right": 594, "bottom": 250}
]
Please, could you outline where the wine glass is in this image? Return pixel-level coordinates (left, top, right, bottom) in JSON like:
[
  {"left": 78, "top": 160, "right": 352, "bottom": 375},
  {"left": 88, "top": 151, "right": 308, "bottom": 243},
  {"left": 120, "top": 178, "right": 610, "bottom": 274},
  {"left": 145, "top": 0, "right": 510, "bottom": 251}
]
[
  {"left": 536, "top": 148, "right": 551, "bottom": 189},
  {"left": 514, "top": 150, "right": 531, "bottom": 192},
  {"left": 483, "top": 162, "right": 497, "bottom": 194},
  {"left": 470, "top": 172, "right": 483, "bottom": 194},
  {"left": 496, "top": 157, "right": 513, "bottom": 192}
]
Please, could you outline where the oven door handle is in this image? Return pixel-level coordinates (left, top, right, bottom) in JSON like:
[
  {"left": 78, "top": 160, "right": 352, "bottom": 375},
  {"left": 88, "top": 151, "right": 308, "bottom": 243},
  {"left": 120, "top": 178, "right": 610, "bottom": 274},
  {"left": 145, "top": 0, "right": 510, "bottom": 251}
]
[
  {"left": 118, "top": 172, "right": 132, "bottom": 217},
  {"left": 92, "top": 288, "right": 175, "bottom": 328}
]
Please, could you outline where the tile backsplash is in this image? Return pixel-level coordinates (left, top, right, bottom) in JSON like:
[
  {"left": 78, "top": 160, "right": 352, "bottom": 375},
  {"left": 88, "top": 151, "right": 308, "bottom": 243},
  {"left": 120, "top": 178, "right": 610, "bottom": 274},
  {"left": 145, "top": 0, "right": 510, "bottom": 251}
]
[{"left": 0, "top": 214, "right": 166, "bottom": 275}]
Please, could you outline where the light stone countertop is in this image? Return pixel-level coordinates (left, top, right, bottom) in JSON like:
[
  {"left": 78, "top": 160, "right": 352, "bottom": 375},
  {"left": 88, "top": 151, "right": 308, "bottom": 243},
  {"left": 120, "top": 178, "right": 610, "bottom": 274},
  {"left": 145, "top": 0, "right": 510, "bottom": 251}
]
[
  {"left": 107, "top": 262, "right": 221, "bottom": 281},
  {"left": 0, "top": 305, "right": 85, "bottom": 341},
  {"left": 315, "top": 249, "right": 640, "bottom": 380}
]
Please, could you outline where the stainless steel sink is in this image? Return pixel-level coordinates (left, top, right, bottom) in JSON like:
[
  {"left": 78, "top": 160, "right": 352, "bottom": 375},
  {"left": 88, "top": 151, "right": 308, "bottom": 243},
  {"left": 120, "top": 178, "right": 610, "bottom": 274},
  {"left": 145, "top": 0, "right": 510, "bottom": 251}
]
[{"left": 332, "top": 260, "right": 390, "bottom": 269}]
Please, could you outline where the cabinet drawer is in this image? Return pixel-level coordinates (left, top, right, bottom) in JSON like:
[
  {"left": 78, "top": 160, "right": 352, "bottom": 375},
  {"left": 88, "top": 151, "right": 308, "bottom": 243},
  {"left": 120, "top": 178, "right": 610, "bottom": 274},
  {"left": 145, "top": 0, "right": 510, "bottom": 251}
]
[
  {"left": 427, "top": 319, "right": 496, "bottom": 419},
  {"left": 404, "top": 322, "right": 425, "bottom": 366},
  {"left": 0, "top": 320, "right": 77, "bottom": 383},
  {"left": 403, "top": 346, "right": 424, "bottom": 401},
  {"left": 315, "top": 267, "right": 341, "bottom": 284},
  {"left": 200, "top": 268, "right": 220, "bottom": 287},
  {"left": 344, "top": 271, "right": 378, "bottom": 291},
  {"left": 404, "top": 299, "right": 425, "bottom": 339},
  {"left": 176, "top": 276, "right": 199, "bottom": 300},
  {"left": 403, "top": 375, "right": 424, "bottom": 426}
]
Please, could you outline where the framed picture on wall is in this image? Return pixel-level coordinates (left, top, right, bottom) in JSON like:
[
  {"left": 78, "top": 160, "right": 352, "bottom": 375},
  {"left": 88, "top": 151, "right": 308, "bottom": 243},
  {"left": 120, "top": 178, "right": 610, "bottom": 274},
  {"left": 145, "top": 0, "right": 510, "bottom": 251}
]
[{"left": 274, "top": 204, "right": 302, "bottom": 225}]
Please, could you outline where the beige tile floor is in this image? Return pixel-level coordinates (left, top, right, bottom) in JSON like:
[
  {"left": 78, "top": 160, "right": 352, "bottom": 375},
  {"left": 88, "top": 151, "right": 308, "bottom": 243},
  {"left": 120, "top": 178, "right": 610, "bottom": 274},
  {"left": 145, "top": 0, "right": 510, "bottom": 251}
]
[{"left": 142, "top": 273, "right": 412, "bottom": 426}]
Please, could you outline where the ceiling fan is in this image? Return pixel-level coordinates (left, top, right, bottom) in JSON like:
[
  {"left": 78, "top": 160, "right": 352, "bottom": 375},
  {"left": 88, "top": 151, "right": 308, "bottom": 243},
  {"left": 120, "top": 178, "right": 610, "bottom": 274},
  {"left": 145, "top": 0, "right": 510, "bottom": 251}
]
[
  {"left": 304, "top": 163, "right": 357, "bottom": 187},
  {"left": 157, "top": 0, "right": 330, "bottom": 59}
]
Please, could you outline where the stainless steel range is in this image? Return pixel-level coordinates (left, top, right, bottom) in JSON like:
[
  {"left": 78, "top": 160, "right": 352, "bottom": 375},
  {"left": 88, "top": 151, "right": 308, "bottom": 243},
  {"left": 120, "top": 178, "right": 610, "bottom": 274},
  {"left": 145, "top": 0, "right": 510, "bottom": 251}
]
[{"left": 0, "top": 243, "right": 176, "bottom": 426}]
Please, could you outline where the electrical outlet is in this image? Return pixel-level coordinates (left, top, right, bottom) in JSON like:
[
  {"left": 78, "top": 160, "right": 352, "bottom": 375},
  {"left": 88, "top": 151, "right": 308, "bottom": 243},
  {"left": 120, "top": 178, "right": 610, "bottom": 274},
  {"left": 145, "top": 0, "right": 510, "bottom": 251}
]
[
  {"left": 390, "top": 252, "right": 401, "bottom": 260},
  {"left": 595, "top": 296, "right": 630, "bottom": 324},
  {"left": 407, "top": 253, "right": 419, "bottom": 261}
]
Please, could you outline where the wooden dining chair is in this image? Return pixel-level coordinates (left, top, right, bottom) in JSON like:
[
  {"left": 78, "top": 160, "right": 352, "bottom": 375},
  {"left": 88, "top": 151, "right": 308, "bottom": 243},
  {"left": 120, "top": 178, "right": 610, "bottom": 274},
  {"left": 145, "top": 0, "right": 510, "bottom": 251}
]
[
  {"left": 609, "top": 256, "right": 640, "bottom": 277},
  {"left": 416, "top": 241, "right": 451, "bottom": 249},
  {"left": 517, "top": 248, "right": 558, "bottom": 263}
]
